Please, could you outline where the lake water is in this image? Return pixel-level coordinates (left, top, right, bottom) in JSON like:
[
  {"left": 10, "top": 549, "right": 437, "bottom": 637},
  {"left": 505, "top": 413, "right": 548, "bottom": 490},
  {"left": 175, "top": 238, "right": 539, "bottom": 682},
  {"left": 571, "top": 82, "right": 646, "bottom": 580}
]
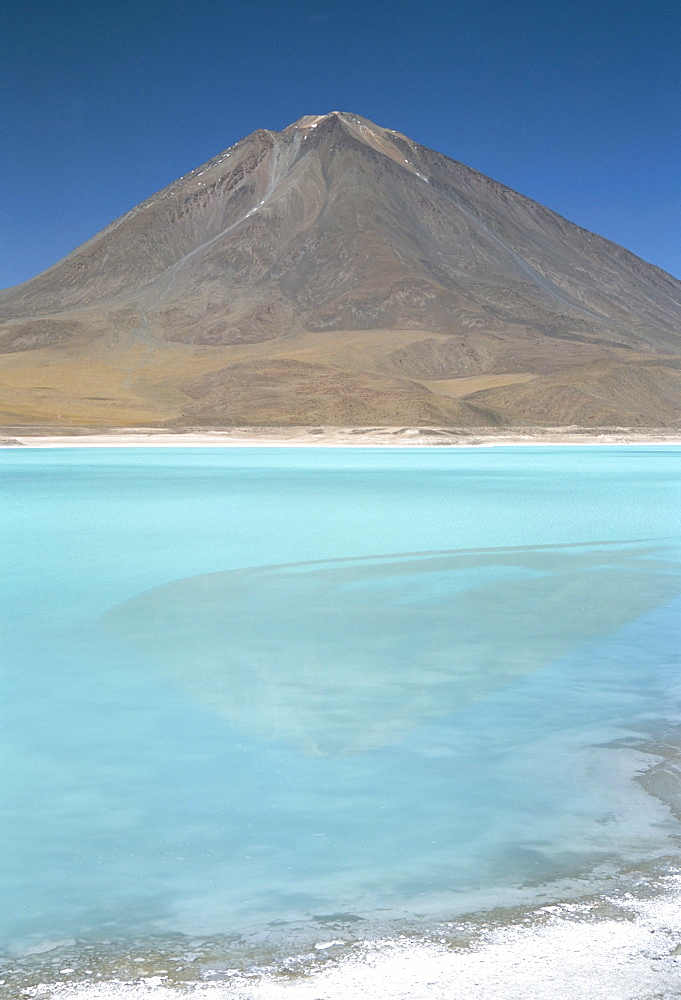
[{"left": 1, "top": 446, "right": 680, "bottom": 999}]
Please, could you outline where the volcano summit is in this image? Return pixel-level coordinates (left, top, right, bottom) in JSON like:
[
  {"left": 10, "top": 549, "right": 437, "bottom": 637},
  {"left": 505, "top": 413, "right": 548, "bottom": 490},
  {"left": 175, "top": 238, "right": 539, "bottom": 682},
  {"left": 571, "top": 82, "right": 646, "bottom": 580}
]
[{"left": 2, "top": 111, "right": 680, "bottom": 428}]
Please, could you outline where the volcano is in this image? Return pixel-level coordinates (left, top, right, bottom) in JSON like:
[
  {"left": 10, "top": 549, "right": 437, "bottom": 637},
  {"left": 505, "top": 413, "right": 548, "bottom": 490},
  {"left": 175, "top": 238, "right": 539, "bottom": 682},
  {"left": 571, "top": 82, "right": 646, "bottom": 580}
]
[{"left": 2, "top": 111, "right": 680, "bottom": 428}]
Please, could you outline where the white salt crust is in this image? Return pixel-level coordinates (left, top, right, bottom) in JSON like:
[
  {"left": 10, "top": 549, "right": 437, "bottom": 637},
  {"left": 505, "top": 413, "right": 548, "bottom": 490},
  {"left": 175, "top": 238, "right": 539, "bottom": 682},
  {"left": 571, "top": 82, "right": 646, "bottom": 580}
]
[{"left": 24, "top": 888, "right": 681, "bottom": 1000}]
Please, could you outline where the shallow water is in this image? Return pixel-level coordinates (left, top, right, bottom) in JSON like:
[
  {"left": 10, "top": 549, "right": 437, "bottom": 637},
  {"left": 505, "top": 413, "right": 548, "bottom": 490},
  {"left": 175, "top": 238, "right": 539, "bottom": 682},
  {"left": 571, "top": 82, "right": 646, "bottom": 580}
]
[{"left": 1, "top": 446, "right": 679, "bottom": 997}]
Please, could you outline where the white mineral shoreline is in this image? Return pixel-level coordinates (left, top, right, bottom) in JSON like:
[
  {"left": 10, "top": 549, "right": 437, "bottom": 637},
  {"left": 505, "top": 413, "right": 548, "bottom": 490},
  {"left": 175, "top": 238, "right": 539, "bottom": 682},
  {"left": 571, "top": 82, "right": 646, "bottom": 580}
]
[{"left": 2, "top": 426, "right": 681, "bottom": 448}]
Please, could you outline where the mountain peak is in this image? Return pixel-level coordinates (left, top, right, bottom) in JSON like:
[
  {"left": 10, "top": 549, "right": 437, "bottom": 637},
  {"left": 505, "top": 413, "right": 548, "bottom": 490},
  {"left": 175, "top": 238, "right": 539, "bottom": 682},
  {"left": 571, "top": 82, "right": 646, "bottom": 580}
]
[
  {"left": 284, "top": 111, "right": 396, "bottom": 140},
  {"left": 287, "top": 111, "right": 356, "bottom": 128}
]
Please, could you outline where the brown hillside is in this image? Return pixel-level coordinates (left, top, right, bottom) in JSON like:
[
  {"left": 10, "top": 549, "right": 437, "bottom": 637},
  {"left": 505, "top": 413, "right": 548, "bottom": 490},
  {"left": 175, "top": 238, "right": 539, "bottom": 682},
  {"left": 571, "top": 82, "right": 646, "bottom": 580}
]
[{"left": 1, "top": 112, "right": 679, "bottom": 428}]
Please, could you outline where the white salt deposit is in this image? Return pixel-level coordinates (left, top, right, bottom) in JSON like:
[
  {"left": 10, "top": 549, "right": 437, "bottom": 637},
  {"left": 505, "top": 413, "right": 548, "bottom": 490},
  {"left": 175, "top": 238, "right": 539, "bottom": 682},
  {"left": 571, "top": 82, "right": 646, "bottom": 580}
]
[{"left": 22, "top": 884, "right": 681, "bottom": 1000}]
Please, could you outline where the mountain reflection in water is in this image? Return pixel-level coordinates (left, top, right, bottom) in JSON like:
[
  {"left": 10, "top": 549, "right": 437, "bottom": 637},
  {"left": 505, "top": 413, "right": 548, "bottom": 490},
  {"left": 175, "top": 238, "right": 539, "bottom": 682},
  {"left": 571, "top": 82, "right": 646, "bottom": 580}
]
[{"left": 105, "top": 542, "right": 680, "bottom": 756}]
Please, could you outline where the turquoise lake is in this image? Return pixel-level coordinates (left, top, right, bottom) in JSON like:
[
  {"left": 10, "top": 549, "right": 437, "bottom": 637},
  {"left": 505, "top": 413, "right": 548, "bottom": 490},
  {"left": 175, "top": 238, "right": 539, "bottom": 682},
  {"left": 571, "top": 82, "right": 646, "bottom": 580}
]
[{"left": 1, "top": 446, "right": 680, "bottom": 998}]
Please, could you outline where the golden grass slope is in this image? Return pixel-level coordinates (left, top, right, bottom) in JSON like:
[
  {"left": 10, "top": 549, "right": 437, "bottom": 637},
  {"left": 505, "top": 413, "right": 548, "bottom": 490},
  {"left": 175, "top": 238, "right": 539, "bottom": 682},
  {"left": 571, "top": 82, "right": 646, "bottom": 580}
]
[{"left": 2, "top": 328, "right": 680, "bottom": 429}]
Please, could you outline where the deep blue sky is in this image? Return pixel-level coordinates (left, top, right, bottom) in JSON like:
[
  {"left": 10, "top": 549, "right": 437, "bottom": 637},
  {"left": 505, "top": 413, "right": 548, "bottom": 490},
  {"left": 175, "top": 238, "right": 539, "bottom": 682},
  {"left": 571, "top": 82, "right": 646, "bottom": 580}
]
[{"left": 1, "top": 0, "right": 679, "bottom": 288}]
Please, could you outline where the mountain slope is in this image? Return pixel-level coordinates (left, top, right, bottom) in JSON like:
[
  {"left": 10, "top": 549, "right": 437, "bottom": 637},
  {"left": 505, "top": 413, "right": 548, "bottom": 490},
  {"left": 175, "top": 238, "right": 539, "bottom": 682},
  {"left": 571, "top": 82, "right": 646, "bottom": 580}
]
[{"left": 1, "top": 111, "right": 680, "bottom": 427}]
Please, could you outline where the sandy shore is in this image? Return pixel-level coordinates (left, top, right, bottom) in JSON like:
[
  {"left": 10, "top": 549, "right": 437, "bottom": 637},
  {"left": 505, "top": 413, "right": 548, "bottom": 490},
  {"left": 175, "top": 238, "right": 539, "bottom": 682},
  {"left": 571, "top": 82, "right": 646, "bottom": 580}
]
[{"left": 1, "top": 426, "right": 680, "bottom": 448}]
